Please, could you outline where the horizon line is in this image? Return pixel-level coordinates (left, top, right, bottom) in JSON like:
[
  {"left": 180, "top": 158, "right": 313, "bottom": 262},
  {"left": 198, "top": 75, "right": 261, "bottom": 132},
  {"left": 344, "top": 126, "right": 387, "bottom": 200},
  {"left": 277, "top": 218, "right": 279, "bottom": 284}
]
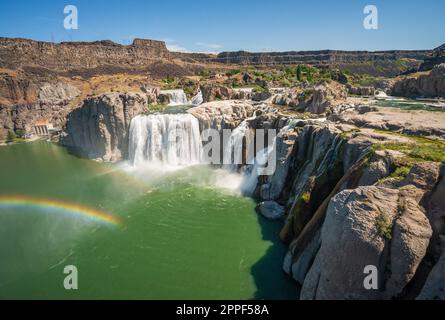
[{"left": 0, "top": 36, "right": 439, "bottom": 54}]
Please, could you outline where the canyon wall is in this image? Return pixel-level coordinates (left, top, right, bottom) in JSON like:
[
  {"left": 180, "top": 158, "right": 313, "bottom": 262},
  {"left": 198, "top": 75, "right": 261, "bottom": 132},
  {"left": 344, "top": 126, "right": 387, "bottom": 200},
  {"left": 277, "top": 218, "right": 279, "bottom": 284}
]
[
  {"left": 197, "top": 49, "right": 427, "bottom": 66},
  {"left": 0, "top": 37, "right": 431, "bottom": 79},
  {"left": 0, "top": 37, "right": 169, "bottom": 74},
  {"left": 61, "top": 93, "right": 148, "bottom": 161},
  {"left": 392, "top": 63, "right": 445, "bottom": 98}
]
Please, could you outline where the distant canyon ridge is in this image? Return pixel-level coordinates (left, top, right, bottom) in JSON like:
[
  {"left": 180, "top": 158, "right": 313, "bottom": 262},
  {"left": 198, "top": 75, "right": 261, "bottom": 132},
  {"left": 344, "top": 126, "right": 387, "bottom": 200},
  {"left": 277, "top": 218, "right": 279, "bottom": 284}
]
[{"left": 0, "top": 37, "right": 431, "bottom": 78}]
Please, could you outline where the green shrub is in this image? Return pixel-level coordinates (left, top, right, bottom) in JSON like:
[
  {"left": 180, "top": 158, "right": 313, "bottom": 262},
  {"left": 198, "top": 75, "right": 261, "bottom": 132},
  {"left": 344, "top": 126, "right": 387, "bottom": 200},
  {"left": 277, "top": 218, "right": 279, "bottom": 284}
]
[
  {"left": 372, "top": 132, "right": 445, "bottom": 164},
  {"left": 15, "top": 129, "right": 26, "bottom": 138},
  {"left": 389, "top": 166, "right": 411, "bottom": 182},
  {"left": 376, "top": 213, "right": 393, "bottom": 239},
  {"left": 226, "top": 69, "right": 241, "bottom": 76},
  {"left": 6, "top": 130, "right": 16, "bottom": 143}
]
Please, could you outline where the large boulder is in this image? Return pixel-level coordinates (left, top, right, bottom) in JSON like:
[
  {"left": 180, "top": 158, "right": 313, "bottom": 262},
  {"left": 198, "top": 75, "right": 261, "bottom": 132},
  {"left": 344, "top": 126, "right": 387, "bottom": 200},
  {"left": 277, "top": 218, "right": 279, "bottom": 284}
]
[
  {"left": 300, "top": 185, "right": 432, "bottom": 300},
  {"left": 346, "top": 84, "right": 375, "bottom": 96},
  {"left": 187, "top": 100, "right": 254, "bottom": 131},
  {"left": 306, "top": 82, "right": 347, "bottom": 114},
  {"left": 200, "top": 84, "right": 234, "bottom": 103},
  {"left": 61, "top": 92, "right": 147, "bottom": 161},
  {"left": 256, "top": 201, "right": 285, "bottom": 220}
]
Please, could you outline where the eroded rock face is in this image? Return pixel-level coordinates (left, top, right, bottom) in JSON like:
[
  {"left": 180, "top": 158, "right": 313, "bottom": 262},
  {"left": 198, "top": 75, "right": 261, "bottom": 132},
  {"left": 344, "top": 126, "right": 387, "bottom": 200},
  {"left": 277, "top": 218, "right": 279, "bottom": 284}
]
[
  {"left": 200, "top": 84, "right": 235, "bottom": 103},
  {"left": 0, "top": 73, "right": 37, "bottom": 105},
  {"left": 38, "top": 82, "right": 80, "bottom": 105},
  {"left": 259, "top": 126, "right": 298, "bottom": 201},
  {"left": 328, "top": 107, "right": 445, "bottom": 140},
  {"left": 417, "top": 253, "right": 445, "bottom": 300},
  {"left": 277, "top": 123, "right": 442, "bottom": 300},
  {"left": 187, "top": 100, "right": 254, "bottom": 131},
  {"left": 0, "top": 37, "right": 170, "bottom": 72},
  {"left": 0, "top": 81, "right": 80, "bottom": 139},
  {"left": 346, "top": 84, "right": 375, "bottom": 96},
  {"left": 279, "top": 122, "right": 345, "bottom": 243},
  {"left": 300, "top": 186, "right": 432, "bottom": 300},
  {"left": 61, "top": 93, "right": 147, "bottom": 161},
  {"left": 423, "top": 164, "right": 445, "bottom": 254},
  {"left": 392, "top": 63, "right": 445, "bottom": 98},
  {"left": 306, "top": 82, "right": 347, "bottom": 114}
]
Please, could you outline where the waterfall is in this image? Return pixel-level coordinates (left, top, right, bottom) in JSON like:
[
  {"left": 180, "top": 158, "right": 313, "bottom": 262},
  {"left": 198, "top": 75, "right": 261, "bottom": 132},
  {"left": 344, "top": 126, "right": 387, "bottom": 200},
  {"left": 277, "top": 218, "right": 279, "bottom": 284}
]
[
  {"left": 128, "top": 114, "right": 202, "bottom": 167},
  {"left": 160, "top": 89, "right": 189, "bottom": 106},
  {"left": 238, "top": 119, "right": 300, "bottom": 195},
  {"left": 222, "top": 120, "right": 249, "bottom": 171},
  {"left": 240, "top": 146, "right": 275, "bottom": 196},
  {"left": 159, "top": 89, "right": 203, "bottom": 106},
  {"left": 191, "top": 91, "right": 203, "bottom": 106},
  {"left": 222, "top": 114, "right": 258, "bottom": 171}
]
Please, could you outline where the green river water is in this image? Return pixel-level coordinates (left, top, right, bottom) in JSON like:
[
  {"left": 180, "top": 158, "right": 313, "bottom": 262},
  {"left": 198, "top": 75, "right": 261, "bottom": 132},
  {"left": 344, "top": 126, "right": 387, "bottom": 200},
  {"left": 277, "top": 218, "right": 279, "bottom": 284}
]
[{"left": 0, "top": 141, "right": 297, "bottom": 299}]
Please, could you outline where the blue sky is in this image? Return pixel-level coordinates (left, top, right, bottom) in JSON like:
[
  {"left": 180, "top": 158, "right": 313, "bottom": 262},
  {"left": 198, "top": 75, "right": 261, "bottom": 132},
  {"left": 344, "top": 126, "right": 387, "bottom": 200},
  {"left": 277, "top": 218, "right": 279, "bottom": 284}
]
[{"left": 0, "top": 0, "right": 444, "bottom": 52}]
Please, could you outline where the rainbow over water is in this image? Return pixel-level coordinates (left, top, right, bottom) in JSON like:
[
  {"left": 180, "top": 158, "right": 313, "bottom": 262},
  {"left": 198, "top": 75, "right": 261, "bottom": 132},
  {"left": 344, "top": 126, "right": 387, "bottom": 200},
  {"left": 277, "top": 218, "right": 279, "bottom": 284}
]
[{"left": 0, "top": 195, "right": 121, "bottom": 226}]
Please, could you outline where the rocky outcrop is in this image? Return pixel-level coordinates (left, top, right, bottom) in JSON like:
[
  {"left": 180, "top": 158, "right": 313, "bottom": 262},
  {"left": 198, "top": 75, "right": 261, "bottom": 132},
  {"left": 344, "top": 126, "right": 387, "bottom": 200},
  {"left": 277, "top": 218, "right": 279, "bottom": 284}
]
[
  {"left": 423, "top": 164, "right": 445, "bottom": 255},
  {"left": 300, "top": 185, "right": 432, "bottom": 300},
  {"left": 0, "top": 37, "right": 170, "bottom": 74},
  {"left": 259, "top": 122, "right": 299, "bottom": 201},
  {"left": 61, "top": 93, "right": 147, "bottom": 161},
  {"left": 256, "top": 201, "right": 285, "bottom": 220},
  {"left": 392, "top": 64, "right": 445, "bottom": 98},
  {"left": 328, "top": 107, "right": 445, "bottom": 140},
  {"left": 418, "top": 43, "right": 445, "bottom": 72},
  {"left": 251, "top": 90, "right": 272, "bottom": 102},
  {"left": 187, "top": 100, "right": 255, "bottom": 131},
  {"left": 307, "top": 82, "right": 347, "bottom": 114},
  {"left": 0, "top": 73, "right": 38, "bottom": 105},
  {"left": 38, "top": 82, "right": 80, "bottom": 105},
  {"left": 0, "top": 81, "right": 80, "bottom": 139},
  {"left": 346, "top": 84, "right": 375, "bottom": 96},
  {"left": 250, "top": 117, "right": 445, "bottom": 300},
  {"left": 200, "top": 84, "right": 235, "bottom": 103},
  {"left": 417, "top": 253, "right": 445, "bottom": 300},
  {"left": 271, "top": 89, "right": 301, "bottom": 108}
]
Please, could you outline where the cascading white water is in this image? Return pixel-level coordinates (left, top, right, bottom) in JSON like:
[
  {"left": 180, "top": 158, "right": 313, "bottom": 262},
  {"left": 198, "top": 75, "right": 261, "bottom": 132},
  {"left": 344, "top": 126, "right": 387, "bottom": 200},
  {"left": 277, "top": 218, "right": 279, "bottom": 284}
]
[
  {"left": 191, "top": 91, "right": 203, "bottom": 106},
  {"left": 160, "top": 89, "right": 189, "bottom": 106},
  {"left": 240, "top": 146, "right": 275, "bottom": 196},
  {"left": 128, "top": 114, "right": 202, "bottom": 167},
  {"left": 159, "top": 89, "right": 203, "bottom": 107},
  {"left": 222, "top": 114, "right": 257, "bottom": 171},
  {"left": 238, "top": 119, "right": 300, "bottom": 195},
  {"left": 222, "top": 120, "right": 249, "bottom": 171}
]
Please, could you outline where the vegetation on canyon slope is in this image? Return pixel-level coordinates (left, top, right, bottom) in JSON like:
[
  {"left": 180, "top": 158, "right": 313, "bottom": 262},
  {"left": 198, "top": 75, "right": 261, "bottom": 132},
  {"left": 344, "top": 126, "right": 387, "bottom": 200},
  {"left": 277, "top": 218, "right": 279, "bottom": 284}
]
[{"left": 372, "top": 130, "right": 445, "bottom": 163}]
